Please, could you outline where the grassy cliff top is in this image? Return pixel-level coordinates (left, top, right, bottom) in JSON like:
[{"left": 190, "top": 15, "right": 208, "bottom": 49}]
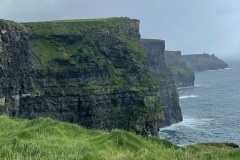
[
  {"left": 0, "top": 116, "right": 239, "bottom": 160},
  {"left": 0, "top": 19, "right": 26, "bottom": 31},
  {"left": 141, "top": 38, "right": 165, "bottom": 43},
  {"left": 24, "top": 17, "right": 138, "bottom": 36},
  {"left": 24, "top": 17, "right": 152, "bottom": 89},
  {"left": 182, "top": 53, "right": 228, "bottom": 71}
]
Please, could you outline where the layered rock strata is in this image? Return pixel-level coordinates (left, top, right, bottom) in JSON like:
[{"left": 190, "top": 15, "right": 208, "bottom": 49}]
[
  {"left": 141, "top": 39, "right": 183, "bottom": 126},
  {"left": 0, "top": 18, "right": 167, "bottom": 136}
]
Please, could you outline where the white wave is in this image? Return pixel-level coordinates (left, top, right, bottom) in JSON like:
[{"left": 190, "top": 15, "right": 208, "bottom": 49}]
[
  {"left": 179, "top": 95, "right": 197, "bottom": 99},
  {"left": 194, "top": 84, "right": 202, "bottom": 87},
  {"left": 177, "top": 86, "right": 194, "bottom": 90},
  {"left": 207, "top": 68, "right": 232, "bottom": 71},
  {"left": 160, "top": 117, "right": 214, "bottom": 131}
]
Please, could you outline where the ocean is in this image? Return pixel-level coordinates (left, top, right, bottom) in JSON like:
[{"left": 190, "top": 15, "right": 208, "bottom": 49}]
[{"left": 160, "top": 61, "right": 240, "bottom": 146}]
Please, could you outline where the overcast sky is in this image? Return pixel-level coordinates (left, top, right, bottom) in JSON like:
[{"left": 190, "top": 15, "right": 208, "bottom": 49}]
[{"left": 1, "top": 0, "right": 239, "bottom": 60}]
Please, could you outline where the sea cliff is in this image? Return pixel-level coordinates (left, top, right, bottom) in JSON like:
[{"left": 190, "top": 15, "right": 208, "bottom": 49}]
[
  {"left": 0, "top": 18, "right": 182, "bottom": 135},
  {"left": 165, "top": 50, "right": 195, "bottom": 87},
  {"left": 141, "top": 39, "right": 183, "bottom": 126},
  {"left": 182, "top": 53, "right": 228, "bottom": 72}
]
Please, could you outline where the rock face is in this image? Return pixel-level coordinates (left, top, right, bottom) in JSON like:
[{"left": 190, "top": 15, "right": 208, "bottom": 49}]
[
  {"left": 0, "top": 20, "right": 32, "bottom": 115},
  {"left": 182, "top": 53, "right": 228, "bottom": 72},
  {"left": 165, "top": 50, "right": 195, "bottom": 87},
  {"left": 141, "top": 39, "right": 183, "bottom": 126},
  {"left": 0, "top": 18, "right": 168, "bottom": 136}
]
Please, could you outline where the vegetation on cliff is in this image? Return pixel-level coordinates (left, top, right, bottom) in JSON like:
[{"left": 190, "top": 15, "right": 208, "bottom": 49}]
[
  {"left": 182, "top": 53, "right": 228, "bottom": 72},
  {"left": 0, "top": 19, "right": 26, "bottom": 31},
  {"left": 0, "top": 116, "right": 239, "bottom": 160},
  {"left": 1, "top": 17, "right": 165, "bottom": 136},
  {"left": 24, "top": 17, "right": 154, "bottom": 89},
  {"left": 165, "top": 51, "right": 195, "bottom": 87},
  {"left": 169, "top": 65, "right": 195, "bottom": 87},
  {"left": 141, "top": 39, "right": 183, "bottom": 126}
]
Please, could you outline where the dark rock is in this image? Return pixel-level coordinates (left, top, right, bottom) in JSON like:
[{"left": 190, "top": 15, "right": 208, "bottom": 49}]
[
  {"left": 0, "top": 18, "right": 168, "bottom": 136},
  {"left": 141, "top": 39, "right": 183, "bottom": 126}
]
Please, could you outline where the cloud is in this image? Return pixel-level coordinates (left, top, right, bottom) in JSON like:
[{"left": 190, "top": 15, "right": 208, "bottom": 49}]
[{"left": 0, "top": 0, "right": 239, "bottom": 59}]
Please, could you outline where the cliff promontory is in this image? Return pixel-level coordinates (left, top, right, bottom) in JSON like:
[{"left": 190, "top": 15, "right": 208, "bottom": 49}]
[
  {"left": 182, "top": 53, "right": 228, "bottom": 72},
  {"left": 0, "top": 18, "right": 182, "bottom": 136},
  {"left": 165, "top": 50, "right": 195, "bottom": 87},
  {"left": 141, "top": 39, "right": 182, "bottom": 126}
]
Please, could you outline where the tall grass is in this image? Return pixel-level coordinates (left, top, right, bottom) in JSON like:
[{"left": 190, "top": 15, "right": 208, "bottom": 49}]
[{"left": 0, "top": 116, "right": 239, "bottom": 159}]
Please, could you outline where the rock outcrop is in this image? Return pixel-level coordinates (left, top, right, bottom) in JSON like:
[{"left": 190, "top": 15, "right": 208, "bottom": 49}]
[
  {"left": 0, "top": 20, "right": 32, "bottom": 115},
  {"left": 0, "top": 18, "right": 175, "bottom": 136},
  {"left": 141, "top": 39, "right": 183, "bottom": 126},
  {"left": 165, "top": 50, "right": 195, "bottom": 87},
  {"left": 182, "top": 53, "right": 228, "bottom": 72}
]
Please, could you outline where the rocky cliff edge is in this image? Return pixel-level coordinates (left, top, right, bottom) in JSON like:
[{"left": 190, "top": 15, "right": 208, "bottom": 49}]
[{"left": 0, "top": 18, "right": 182, "bottom": 136}]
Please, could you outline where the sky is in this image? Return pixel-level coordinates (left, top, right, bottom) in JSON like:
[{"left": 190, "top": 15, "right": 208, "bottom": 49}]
[{"left": 0, "top": 0, "right": 239, "bottom": 60}]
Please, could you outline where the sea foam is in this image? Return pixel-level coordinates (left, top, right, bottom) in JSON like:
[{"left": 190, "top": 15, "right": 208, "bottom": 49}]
[{"left": 179, "top": 95, "right": 197, "bottom": 99}]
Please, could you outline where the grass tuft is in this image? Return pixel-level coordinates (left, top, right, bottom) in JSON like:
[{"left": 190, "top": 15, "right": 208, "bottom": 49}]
[{"left": 0, "top": 116, "right": 239, "bottom": 159}]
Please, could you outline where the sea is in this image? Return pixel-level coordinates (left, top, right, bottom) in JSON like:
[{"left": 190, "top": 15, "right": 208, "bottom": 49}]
[{"left": 160, "top": 61, "right": 240, "bottom": 146}]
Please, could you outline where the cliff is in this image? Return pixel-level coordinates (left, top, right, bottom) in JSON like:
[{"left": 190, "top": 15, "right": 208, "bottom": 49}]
[
  {"left": 0, "top": 18, "right": 167, "bottom": 136},
  {"left": 182, "top": 53, "right": 228, "bottom": 72},
  {"left": 165, "top": 50, "right": 195, "bottom": 87},
  {"left": 141, "top": 39, "right": 182, "bottom": 126}
]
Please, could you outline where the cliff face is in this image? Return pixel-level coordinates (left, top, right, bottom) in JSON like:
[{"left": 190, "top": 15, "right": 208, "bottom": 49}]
[
  {"left": 0, "top": 18, "right": 164, "bottom": 136},
  {"left": 165, "top": 50, "right": 195, "bottom": 87},
  {"left": 0, "top": 20, "right": 32, "bottom": 114},
  {"left": 182, "top": 53, "right": 228, "bottom": 72},
  {"left": 141, "top": 39, "right": 182, "bottom": 126}
]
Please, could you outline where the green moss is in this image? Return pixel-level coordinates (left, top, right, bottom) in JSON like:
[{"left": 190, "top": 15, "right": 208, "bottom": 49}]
[
  {"left": 154, "top": 100, "right": 163, "bottom": 112},
  {"left": 117, "top": 35, "right": 147, "bottom": 60},
  {"left": 32, "top": 37, "right": 111, "bottom": 72},
  {"left": 139, "top": 75, "right": 156, "bottom": 87},
  {"left": 129, "top": 107, "right": 146, "bottom": 129}
]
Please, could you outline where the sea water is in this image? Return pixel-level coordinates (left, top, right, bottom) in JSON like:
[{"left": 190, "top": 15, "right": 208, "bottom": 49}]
[{"left": 160, "top": 61, "right": 240, "bottom": 146}]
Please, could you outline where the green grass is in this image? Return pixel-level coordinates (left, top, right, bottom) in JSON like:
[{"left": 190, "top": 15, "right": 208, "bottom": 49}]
[
  {"left": 170, "top": 65, "right": 194, "bottom": 77},
  {"left": 0, "top": 19, "right": 27, "bottom": 32},
  {"left": 26, "top": 17, "right": 139, "bottom": 71},
  {"left": 0, "top": 116, "right": 239, "bottom": 160},
  {"left": 24, "top": 17, "right": 137, "bottom": 37},
  {"left": 117, "top": 35, "right": 147, "bottom": 60}
]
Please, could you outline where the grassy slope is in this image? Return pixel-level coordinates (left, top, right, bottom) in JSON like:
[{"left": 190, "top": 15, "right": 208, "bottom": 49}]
[{"left": 0, "top": 116, "right": 239, "bottom": 160}]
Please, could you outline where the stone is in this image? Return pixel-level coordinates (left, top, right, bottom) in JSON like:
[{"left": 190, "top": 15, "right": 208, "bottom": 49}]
[{"left": 141, "top": 39, "right": 183, "bottom": 127}]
